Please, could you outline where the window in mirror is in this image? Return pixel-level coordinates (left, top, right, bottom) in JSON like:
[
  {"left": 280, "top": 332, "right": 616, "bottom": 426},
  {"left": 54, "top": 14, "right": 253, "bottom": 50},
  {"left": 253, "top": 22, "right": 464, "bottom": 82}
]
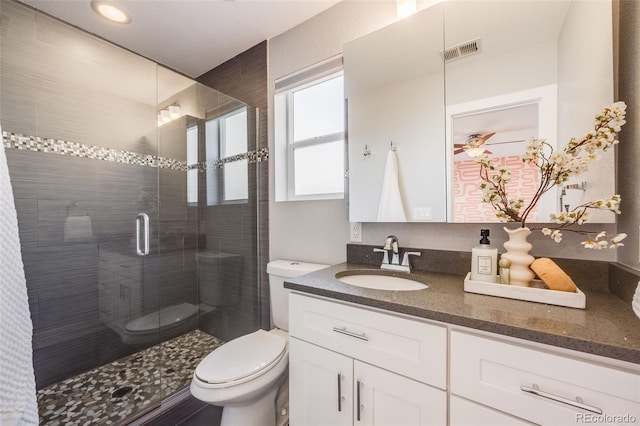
[{"left": 275, "top": 68, "right": 345, "bottom": 201}]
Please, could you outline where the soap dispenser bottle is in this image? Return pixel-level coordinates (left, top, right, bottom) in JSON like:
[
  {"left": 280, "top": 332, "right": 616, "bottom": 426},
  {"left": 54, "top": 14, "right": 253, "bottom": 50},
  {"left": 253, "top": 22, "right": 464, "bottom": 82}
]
[{"left": 471, "top": 229, "right": 498, "bottom": 282}]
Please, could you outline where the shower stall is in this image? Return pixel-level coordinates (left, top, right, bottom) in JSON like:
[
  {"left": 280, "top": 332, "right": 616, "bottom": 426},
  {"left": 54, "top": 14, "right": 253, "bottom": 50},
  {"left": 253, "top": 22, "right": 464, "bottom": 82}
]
[{"left": 0, "top": 1, "right": 264, "bottom": 423}]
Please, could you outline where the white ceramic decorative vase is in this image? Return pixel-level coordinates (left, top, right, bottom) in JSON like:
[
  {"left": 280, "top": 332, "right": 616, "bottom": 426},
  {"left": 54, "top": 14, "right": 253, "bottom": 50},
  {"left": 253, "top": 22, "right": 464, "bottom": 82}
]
[{"left": 502, "top": 226, "right": 535, "bottom": 287}]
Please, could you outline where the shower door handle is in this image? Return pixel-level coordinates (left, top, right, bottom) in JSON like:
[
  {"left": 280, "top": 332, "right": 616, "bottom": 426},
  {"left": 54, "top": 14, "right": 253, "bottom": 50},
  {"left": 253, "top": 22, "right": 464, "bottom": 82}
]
[{"left": 136, "top": 213, "right": 150, "bottom": 256}]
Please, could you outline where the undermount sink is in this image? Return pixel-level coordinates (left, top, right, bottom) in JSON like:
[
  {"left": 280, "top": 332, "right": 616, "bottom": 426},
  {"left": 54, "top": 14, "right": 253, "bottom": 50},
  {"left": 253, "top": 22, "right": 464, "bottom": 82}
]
[{"left": 335, "top": 272, "right": 429, "bottom": 291}]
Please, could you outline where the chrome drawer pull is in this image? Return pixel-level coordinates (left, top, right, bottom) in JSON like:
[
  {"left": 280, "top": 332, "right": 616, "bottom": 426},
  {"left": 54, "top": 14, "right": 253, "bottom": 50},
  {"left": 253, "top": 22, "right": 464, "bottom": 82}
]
[
  {"left": 520, "top": 384, "right": 603, "bottom": 414},
  {"left": 332, "top": 326, "right": 369, "bottom": 341},
  {"left": 356, "top": 380, "right": 363, "bottom": 421}
]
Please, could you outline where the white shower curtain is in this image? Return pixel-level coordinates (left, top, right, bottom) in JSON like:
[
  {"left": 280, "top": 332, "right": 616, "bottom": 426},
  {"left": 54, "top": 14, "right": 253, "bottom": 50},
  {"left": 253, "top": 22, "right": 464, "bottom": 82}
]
[{"left": 0, "top": 127, "right": 39, "bottom": 425}]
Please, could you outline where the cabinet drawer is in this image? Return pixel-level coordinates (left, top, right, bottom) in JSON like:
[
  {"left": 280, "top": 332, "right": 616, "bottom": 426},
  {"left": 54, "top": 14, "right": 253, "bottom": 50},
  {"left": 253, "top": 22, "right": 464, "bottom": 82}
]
[
  {"left": 289, "top": 293, "right": 447, "bottom": 389},
  {"left": 451, "top": 330, "right": 640, "bottom": 425},
  {"left": 450, "top": 396, "right": 532, "bottom": 425}
]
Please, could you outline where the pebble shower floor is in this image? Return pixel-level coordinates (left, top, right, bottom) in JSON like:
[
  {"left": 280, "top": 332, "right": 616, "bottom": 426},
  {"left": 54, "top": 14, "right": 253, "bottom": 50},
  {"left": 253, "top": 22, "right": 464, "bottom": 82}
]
[{"left": 36, "top": 330, "right": 223, "bottom": 425}]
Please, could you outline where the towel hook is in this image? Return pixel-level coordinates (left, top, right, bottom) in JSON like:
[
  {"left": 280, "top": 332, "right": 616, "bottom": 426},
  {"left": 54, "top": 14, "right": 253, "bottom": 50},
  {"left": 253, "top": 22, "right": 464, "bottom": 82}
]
[
  {"left": 67, "top": 202, "right": 79, "bottom": 216},
  {"left": 363, "top": 144, "right": 372, "bottom": 157},
  {"left": 389, "top": 141, "right": 396, "bottom": 152}
]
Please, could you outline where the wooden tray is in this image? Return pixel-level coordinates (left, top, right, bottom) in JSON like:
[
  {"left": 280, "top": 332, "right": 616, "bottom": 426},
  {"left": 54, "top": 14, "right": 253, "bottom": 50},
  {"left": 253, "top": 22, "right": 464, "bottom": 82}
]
[{"left": 463, "top": 272, "right": 586, "bottom": 309}]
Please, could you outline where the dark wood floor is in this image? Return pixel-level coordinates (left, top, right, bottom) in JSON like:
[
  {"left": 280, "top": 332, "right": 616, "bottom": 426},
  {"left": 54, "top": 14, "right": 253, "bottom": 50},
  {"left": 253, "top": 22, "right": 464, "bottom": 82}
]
[{"left": 140, "top": 396, "right": 222, "bottom": 426}]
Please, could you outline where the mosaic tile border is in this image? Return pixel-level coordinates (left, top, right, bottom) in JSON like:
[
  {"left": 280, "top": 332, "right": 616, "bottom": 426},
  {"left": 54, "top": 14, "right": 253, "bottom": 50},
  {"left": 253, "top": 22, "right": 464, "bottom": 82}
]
[
  {"left": 187, "top": 147, "right": 270, "bottom": 171},
  {"left": 3, "top": 131, "right": 188, "bottom": 171},
  {"left": 2, "top": 131, "right": 268, "bottom": 172}
]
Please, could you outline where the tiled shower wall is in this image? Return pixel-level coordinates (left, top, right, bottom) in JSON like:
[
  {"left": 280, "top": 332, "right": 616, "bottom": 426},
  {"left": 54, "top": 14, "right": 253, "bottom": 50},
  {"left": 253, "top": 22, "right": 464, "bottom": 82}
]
[{"left": 0, "top": 1, "right": 199, "bottom": 389}]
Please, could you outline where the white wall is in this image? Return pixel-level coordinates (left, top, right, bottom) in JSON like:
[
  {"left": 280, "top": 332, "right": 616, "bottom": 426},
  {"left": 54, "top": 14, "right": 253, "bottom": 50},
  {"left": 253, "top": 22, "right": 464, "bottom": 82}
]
[
  {"left": 268, "top": 1, "right": 397, "bottom": 265},
  {"left": 268, "top": 1, "right": 616, "bottom": 265}
]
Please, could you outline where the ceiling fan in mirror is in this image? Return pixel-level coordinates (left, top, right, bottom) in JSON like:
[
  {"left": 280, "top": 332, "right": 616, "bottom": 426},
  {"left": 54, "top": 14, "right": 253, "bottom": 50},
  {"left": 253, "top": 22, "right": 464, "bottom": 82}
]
[{"left": 454, "top": 132, "right": 525, "bottom": 158}]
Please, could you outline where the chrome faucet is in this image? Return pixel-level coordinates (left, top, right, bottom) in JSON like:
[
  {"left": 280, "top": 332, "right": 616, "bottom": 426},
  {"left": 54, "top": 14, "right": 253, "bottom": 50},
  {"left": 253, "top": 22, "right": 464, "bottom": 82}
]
[
  {"left": 383, "top": 235, "right": 400, "bottom": 265},
  {"left": 400, "top": 251, "right": 421, "bottom": 273},
  {"left": 373, "top": 235, "right": 421, "bottom": 272}
]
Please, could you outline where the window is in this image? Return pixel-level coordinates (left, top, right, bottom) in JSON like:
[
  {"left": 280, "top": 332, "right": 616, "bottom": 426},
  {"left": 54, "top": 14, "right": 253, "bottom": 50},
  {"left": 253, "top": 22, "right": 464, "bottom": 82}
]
[
  {"left": 221, "top": 108, "right": 248, "bottom": 202},
  {"left": 186, "top": 125, "right": 198, "bottom": 204},
  {"left": 205, "top": 107, "right": 249, "bottom": 205},
  {"left": 275, "top": 56, "right": 345, "bottom": 201}
]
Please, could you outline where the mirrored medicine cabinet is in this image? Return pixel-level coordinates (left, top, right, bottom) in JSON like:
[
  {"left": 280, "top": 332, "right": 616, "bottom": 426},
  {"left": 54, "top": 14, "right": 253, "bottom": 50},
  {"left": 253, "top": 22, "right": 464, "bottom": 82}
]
[{"left": 344, "top": 0, "right": 615, "bottom": 224}]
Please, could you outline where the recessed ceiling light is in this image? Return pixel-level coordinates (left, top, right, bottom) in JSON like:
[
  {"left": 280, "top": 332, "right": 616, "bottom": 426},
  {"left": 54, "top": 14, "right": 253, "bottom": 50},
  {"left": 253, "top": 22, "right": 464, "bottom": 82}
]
[
  {"left": 396, "top": 0, "right": 417, "bottom": 19},
  {"left": 91, "top": 0, "right": 132, "bottom": 24}
]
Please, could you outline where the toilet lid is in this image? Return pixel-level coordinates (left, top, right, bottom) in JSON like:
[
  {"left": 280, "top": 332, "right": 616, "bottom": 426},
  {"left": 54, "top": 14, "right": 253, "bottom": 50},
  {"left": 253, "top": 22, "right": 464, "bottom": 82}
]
[
  {"left": 125, "top": 303, "right": 198, "bottom": 333},
  {"left": 195, "top": 330, "right": 286, "bottom": 384}
]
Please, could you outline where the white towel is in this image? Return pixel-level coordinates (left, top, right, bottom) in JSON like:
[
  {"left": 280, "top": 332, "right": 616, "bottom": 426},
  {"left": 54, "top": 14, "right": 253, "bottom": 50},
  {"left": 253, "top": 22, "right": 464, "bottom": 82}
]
[
  {"left": 0, "top": 128, "right": 39, "bottom": 425},
  {"left": 377, "top": 150, "right": 407, "bottom": 222},
  {"left": 633, "top": 281, "right": 640, "bottom": 320}
]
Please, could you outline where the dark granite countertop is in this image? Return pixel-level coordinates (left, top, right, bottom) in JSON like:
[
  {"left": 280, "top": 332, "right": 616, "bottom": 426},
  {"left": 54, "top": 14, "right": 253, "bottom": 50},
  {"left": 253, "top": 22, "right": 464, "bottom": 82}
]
[{"left": 284, "top": 262, "right": 640, "bottom": 365}]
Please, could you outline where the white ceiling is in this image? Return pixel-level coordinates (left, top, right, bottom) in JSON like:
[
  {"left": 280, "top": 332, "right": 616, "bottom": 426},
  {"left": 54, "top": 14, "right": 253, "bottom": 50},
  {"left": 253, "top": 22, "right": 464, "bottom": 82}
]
[{"left": 18, "top": 0, "right": 339, "bottom": 78}]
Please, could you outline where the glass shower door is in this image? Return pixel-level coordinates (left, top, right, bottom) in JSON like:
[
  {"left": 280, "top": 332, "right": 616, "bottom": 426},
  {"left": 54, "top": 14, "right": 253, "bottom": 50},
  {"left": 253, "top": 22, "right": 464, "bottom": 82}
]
[
  {"left": 1, "top": 4, "right": 259, "bottom": 422},
  {"left": 0, "top": 2, "right": 165, "bottom": 422}
]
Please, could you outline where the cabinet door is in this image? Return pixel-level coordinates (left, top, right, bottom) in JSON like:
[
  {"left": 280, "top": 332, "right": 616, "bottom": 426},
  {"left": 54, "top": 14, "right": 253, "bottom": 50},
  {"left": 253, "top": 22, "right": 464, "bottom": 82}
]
[
  {"left": 450, "top": 395, "right": 532, "bottom": 426},
  {"left": 354, "top": 361, "right": 446, "bottom": 426},
  {"left": 290, "top": 338, "right": 353, "bottom": 426},
  {"left": 451, "top": 330, "right": 640, "bottom": 425}
]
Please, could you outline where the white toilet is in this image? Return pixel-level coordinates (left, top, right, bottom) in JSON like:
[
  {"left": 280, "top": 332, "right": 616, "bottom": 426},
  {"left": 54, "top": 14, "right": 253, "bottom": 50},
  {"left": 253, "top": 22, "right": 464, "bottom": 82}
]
[{"left": 190, "top": 260, "right": 328, "bottom": 426}]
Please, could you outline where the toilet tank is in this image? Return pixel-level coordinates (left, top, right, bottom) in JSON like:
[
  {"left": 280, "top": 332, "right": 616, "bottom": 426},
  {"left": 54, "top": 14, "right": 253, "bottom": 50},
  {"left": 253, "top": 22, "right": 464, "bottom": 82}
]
[{"left": 266, "top": 260, "right": 328, "bottom": 331}]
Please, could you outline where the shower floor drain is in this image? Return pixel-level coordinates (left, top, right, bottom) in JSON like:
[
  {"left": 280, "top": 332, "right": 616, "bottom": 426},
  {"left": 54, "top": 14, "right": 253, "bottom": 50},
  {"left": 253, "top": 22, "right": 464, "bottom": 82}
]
[{"left": 111, "top": 386, "right": 133, "bottom": 399}]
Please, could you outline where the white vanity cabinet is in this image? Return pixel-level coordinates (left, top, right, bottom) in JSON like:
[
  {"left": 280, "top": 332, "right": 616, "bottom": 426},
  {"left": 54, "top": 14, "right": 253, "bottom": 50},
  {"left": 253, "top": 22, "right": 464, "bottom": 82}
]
[
  {"left": 450, "top": 330, "right": 640, "bottom": 425},
  {"left": 288, "top": 291, "right": 640, "bottom": 426},
  {"left": 289, "top": 293, "right": 447, "bottom": 426},
  {"left": 290, "top": 339, "right": 445, "bottom": 426}
]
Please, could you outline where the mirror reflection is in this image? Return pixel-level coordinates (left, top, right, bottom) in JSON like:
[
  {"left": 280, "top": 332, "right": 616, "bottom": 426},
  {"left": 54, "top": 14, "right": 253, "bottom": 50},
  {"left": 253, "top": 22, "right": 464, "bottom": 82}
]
[
  {"left": 345, "top": 3, "right": 446, "bottom": 222},
  {"left": 446, "top": 0, "right": 614, "bottom": 223},
  {"left": 344, "top": 0, "right": 614, "bottom": 223}
]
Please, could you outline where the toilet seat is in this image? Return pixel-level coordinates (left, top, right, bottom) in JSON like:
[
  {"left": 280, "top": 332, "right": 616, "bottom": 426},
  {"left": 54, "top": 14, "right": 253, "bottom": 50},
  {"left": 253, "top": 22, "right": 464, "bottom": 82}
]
[{"left": 195, "top": 330, "right": 287, "bottom": 388}]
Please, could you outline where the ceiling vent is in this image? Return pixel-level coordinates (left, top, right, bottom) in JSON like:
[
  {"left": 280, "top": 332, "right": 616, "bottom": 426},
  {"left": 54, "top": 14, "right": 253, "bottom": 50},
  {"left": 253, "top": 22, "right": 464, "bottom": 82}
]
[{"left": 441, "top": 38, "right": 481, "bottom": 63}]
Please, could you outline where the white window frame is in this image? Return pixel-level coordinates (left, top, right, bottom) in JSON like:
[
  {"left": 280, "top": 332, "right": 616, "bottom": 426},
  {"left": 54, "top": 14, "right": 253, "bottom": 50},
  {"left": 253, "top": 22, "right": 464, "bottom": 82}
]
[{"left": 274, "top": 55, "right": 345, "bottom": 202}]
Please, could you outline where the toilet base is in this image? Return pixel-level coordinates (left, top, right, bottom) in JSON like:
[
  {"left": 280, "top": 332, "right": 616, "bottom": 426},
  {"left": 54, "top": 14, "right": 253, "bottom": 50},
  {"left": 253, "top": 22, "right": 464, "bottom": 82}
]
[{"left": 220, "top": 386, "right": 278, "bottom": 426}]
